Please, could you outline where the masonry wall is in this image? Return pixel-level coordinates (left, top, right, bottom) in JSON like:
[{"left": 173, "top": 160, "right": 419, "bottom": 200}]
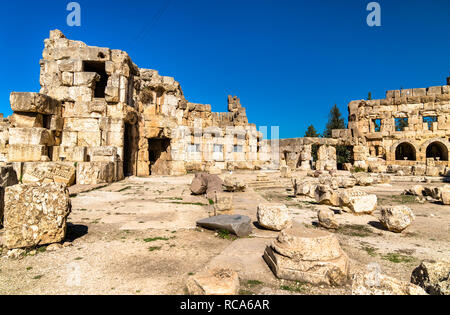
[
  {"left": 2, "top": 30, "right": 270, "bottom": 185},
  {"left": 333, "top": 77, "right": 450, "bottom": 176}
]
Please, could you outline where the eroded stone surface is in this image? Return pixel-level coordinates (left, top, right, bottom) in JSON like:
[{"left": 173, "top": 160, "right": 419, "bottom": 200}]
[
  {"left": 264, "top": 222, "right": 349, "bottom": 286},
  {"left": 197, "top": 215, "right": 252, "bottom": 237},
  {"left": 186, "top": 268, "right": 240, "bottom": 295},
  {"left": 411, "top": 260, "right": 450, "bottom": 295},
  {"left": 4, "top": 183, "right": 71, "bottom": 249},
  {"left": 352, "top": 271, "right": 427, "bottom": 295},
  {"left": 257, "top": 203, "right": 291, "bottom": 231},
  {"left": 379, "top": 205, "right": 415, "bottom": 233}
]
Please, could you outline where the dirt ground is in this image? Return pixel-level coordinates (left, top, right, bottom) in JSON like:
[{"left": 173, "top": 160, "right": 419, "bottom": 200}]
[{"left": 0, "top": 171, "right": 448, "bottom": 295}]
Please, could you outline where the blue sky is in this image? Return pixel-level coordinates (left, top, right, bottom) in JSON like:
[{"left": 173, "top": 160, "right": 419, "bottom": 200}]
[{"left": 1, "top": 0, "right": 449, "bottom": 138}]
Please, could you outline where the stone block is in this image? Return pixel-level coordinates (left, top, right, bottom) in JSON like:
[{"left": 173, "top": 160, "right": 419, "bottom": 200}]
[
  {"left": 76, "top": 162, "right": 116, "bottom": 185},
  {"left": 4, "top": 183, "right": 71, "bottom": 249},
  {"left": 8, "top": 144, "right": 47, "bottom": 162},
  {"left": 10, "top": 113, "right": 44, "bottom": 128},
  {"left": 257, "top": 203, "right": 291, "bottom": 231},
  {"left": 22, "top": 162, "right": 76, "bottom": 186},
  {"left": 9, "top": 128, "right": 52, "bottom": 146},
  {"left": 10, "top": 92, "right": 59, "bottom": 115}
]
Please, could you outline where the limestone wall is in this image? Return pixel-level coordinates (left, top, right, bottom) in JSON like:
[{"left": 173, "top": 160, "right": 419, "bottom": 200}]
[
  {"left": 333, "top": 77, "right": 450, "bottom": 175},
  {"left": 3, "top": 30, "right": 269, "bottom": 184}
]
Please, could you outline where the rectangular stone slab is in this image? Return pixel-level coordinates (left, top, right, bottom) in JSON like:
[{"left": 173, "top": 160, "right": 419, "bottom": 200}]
[
  {"left": 196, "top": 215, "right": 252, "bottom": 237},
  {"left": 10, "top": 92, "right": 59, "bottom": 115}
]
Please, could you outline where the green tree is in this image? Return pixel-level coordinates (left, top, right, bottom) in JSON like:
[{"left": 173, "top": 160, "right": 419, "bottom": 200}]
[
  {"left": 323, "top": 104, "right": 346, "bottom": 138},
  {"left": 304, "top": 125, "right": 320, "bottom": 138},
  {"left": 324, "top": 104, "right": 351, "bottom": 166},
  {"left": 304, "top": 125, "right": 320, "bottom": 162},
  {"left": 368, "top": 92, "right": 372, "bottom": 100}
]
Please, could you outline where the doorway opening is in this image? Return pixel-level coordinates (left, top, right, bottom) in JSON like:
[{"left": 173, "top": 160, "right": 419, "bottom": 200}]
[
  {"left": 148, "top": 138, "right": 171, "bottom": 175},
  {"left": 123, "top": 123, "right": 134, "bottom": 176},
  {"left": 83, "top": 61, "right": 108, "bottom": 98}
]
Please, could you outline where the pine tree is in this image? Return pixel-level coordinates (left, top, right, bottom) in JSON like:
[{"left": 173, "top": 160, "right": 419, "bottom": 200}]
[
  {"left": 323, "top": 104, "right": 346, "bottom": 138},
  {"left": 323, "top": 104, "right": 351, "bottom": 165},
  {"left": 304, "top": 125, "right": 320, "bottom": 138},
  {"left": 305, "top": 125, "right": 320, "bottom": 161}
]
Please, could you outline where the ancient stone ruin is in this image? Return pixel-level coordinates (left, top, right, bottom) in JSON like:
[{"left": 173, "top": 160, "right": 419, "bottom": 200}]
[
  {"left": 0, "top": 30, "right": 271, "bottom": 187},
  {"left": 276, "top": 80, "right": 450, "bottom": 175}
]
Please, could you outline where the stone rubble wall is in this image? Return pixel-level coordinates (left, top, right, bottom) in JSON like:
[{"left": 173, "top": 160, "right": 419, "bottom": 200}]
[
  {"left": 333, "top": 78, "right": 450, "bottom": 174},
  {"left": 3, "top": 30, "right": 271, "bottom": 183}
]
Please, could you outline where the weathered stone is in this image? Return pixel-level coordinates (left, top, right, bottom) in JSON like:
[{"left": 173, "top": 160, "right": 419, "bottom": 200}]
[
  {"left": 318, "top": 208, "right": 339, "bottom": 229},
  {"left": 0, "top": 165, "right": 19, "bottom": 225},
  {"left": 186, "top": 268, "right": 240, "bottom": 295},
  {"left": 190, "top": 173, "right": 207, "bottom": 195},
  {"left": 379, "top": 205, "right": 415, "bottom": 233},
  {"left": 10, "top": 92, "right": 59, "bottom": 115},
  {"left": 8, "top": 144, "right": 47, "bottom": 162},
  {"left": 197, "top": 215, "right": 252, "bottom": 237},
  {"left": 76, "top": 162, "right": 116, "bottom": 185},
  {"left": 264, "top": 223, "right": 349, "bottom": 286},
  {"left": 4, "top": 183, "right": 71, "bottom": 249},
  {"left": 293, "top": 179, "right": 316, "bottom": 198},
  {"left": 442, "top": 186, "right": 450, "bottom": 205},
  {"left": 11, "top": 113, "right": 44, "bottom": 128},
  {"left": 22, "top": 162, "right": 76, "bottom": 186},
  {"left": 411, "top": 260, "right": 450, "bottom": 295},
  {"left": 352, "top": 271, "right": 427, "bottom": 295},
  {"left": 354, "top": 173, "right": 374, "bottom": 186},
  {"left": 257, "top": 203, "right": 291, "bottom": 231},
  {"left": 213, "top": 192, "right": 233, "bottom": 213},
  {"left": 403, "top": 185, "right": 424, "bottom": 196},
  {"left": 315, "top": 185, "right": 340, "bottom": 206},
  {"left": 340, "top": 191, "right": 377, "bottom": 215},
  {"left": 222, "top": 175, "right": 246, "bottom": 192}
]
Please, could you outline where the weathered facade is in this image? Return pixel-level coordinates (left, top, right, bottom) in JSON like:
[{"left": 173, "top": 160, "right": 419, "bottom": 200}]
[
  {"left": 278, "top": 78, "right": 450, "bottom": 176},
  {"left": 333, "top": 77, "right": 450, "bottom": 175},
  {"left": 0, "top": 30, "right": 271, "bottom": 185}
]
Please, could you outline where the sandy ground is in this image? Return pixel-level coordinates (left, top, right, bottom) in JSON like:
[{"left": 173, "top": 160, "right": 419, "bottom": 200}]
[{"left": 0, "top": 171, "right": 448, "bottom": 295}]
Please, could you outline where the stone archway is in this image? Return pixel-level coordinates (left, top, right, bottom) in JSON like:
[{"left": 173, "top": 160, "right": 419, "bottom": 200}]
[
  {"left": 395, "top": 142, "right": 417, "bottom": 161},
  {"left": 426, "top": 141, "right": 449, "bottom": 161}
]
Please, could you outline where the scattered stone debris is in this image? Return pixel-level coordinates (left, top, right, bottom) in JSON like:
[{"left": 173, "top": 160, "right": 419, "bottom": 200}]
[
  {"left": 222, "top": 175, "right": 246, "bottom": 192},
  {"left": 213, "top": 192, "right": 233, "bottom": 213},
  {"left": 4, "top": 183, "right": 71, "bottom": 249},
  {"left": 186, "top": 268, "right": 240, "bottom": 295},
  {"left": 340, "top": 190, "right": 378, "bottom": 215},
  {"left": 196, "top": 215, "right": 252, "bottom": 237},
  {"left": 352, "top": 271, "right": 427, "bottom": 295},
  {"left": 257, "top": 203, "right": 291, "bottom": 231},
  {"left": 190, "top": 173, "right": 224, "bottom": 199},
  {"left": 264, "top": 222, "right": 350, "bottom": 286},
  {"left": 411, "top": 260, "right": 450, "bottom": 295},
  {"left": 442, "top": 186, "right": 450, "bottom": 205},
  {"left": 379, "top": 206, "right": 415, "bottom": 233},
  {"left": 317, "top": 208, "right": 339, "bottom": 230},
  {"left": 315, "top": 185, "right": 340, "bottom": 206}
]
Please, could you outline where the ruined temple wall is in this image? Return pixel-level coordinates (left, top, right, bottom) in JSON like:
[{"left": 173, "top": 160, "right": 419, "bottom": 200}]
[
  {"left": 340, "top": 79, "right": 450, "bottom": 167},
  {"left": 5, "top": 30, "right": 268, "bottom": 182}
]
